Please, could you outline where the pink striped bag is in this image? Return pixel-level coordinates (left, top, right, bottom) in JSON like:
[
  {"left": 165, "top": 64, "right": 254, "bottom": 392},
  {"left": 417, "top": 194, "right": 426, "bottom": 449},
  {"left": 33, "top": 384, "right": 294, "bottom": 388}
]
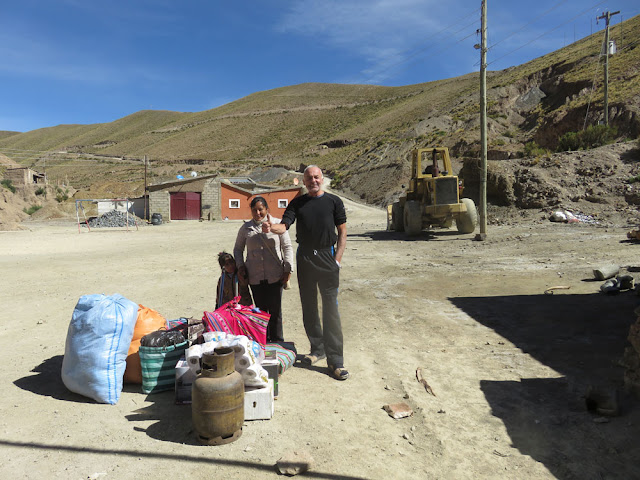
[{"left": 203, "top": 296, "right": 269, "bottom": 346}]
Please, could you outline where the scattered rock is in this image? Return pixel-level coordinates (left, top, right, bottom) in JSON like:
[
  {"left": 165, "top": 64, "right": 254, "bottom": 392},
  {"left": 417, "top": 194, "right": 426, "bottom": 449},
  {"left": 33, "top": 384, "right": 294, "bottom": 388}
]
[
  {"left": 276, "top": 450, "right": 315, "bottom": 476},
  {"left": 82, "top": 210, "right": 142, "bottom": 228},
  {"left": 383, "top": 402, "right": 413, "bottom": 419},
  {"left": 593, "top": 265, "right": 620, "bottom": 281}
]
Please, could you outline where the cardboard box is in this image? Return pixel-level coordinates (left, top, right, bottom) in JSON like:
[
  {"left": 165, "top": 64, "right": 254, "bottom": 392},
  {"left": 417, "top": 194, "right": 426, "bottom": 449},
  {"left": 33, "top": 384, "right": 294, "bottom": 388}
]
[
  {"left": 175, "top": 357, "right": 197, "bottom": 405},
  {"left": 262, "top": 359, "right": 279, "bottom": 397},
  {"left": 264, "top": 349, "right": 277, "bottom": 361},
  {"left": 244, "top": 379, "right": 274, "bottom": 420}
]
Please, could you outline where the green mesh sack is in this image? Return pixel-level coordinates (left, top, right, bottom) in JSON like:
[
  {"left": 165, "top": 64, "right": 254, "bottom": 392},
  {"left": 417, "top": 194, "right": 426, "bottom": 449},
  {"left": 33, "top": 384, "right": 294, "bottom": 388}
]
[{"left": 139, "top": 341, "right": 188, "bottom": 394}]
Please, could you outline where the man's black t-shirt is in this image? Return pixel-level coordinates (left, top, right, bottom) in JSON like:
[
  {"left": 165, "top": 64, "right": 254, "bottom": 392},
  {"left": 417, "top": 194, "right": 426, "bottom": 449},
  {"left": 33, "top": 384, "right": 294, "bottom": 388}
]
[{"left": 281, "top": 192, "right": 346, "bottom": 249}]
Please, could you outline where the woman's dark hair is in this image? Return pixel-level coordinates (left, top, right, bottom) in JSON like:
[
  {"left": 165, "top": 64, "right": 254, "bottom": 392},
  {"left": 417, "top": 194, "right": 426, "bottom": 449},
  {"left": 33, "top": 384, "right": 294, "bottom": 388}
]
[
  {"left": 250, "top": 196, "right": 268, "bottom": 210},
  {"left": 217, "top": 251, "right": 234, "bottom": 269}
]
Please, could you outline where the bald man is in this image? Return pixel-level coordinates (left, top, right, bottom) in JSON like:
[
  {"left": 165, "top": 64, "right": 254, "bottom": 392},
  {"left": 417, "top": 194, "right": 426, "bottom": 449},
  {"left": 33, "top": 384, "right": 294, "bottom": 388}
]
[{"left": 265, "top": 165, "right": 348, "bottom": 380}]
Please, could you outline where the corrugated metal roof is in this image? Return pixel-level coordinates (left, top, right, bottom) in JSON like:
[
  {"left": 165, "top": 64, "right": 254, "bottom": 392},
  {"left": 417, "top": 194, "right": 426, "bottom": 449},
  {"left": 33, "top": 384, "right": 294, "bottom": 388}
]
[{"left": 227, "top": 177, "right": 256, "bottom": 184}]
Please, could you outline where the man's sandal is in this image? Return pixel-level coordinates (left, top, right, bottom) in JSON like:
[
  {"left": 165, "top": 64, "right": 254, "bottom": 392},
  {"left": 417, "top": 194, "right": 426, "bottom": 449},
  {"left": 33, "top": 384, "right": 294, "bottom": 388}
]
[
  {"left": 302, "top": 353, "right": 326, "bottom": 366},
  {"left": 329, "top": 365, "right": 349, "bottom": 381}
]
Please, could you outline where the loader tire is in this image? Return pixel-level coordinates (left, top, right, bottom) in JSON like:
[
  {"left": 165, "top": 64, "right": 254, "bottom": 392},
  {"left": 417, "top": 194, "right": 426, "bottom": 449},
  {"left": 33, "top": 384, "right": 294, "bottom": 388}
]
[
  {"left": 391, "top": 202, "right": 404, "bottom": 232},
  {"left": 456, "top": 198, "right": 478, "bottom": 234},
  {"left": 404, "top": 200, "right": 422, "bottom": 236}
]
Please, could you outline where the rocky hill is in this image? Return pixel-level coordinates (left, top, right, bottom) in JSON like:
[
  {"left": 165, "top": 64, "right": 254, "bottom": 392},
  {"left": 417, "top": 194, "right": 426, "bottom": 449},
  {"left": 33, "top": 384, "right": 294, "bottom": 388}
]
[{"left": 0, "top": 15, "right": 639, "bottom": 228}]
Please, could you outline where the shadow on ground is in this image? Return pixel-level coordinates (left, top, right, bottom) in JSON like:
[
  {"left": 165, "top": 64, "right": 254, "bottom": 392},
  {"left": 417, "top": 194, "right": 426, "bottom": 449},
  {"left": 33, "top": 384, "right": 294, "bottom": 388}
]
[
  {"left": 348, "top": 229, "right": 471, "bottom": 242},
  {"left": 0, "top": 439, "right": 368, "bottom": 479},
  {"left": 14, "top": 355, "right": 92, "bottom": 403},
  {"left": 450, "top": 291, "right": 640, "bottom": 479},
  {"left": 125, "top": 390, "right": 196, "bottom": 444}
]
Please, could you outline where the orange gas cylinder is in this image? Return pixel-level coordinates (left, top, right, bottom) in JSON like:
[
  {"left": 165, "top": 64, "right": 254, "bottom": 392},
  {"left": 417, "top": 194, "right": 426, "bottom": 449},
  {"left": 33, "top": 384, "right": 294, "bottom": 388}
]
[{"left": 191, "top": 347, "right": 244, "bottom": 445}]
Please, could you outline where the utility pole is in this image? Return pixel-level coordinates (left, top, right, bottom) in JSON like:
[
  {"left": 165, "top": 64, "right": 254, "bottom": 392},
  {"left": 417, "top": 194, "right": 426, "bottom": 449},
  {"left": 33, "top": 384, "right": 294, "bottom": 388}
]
[
  {"left": 476, "top": 0, "right": 488, "bottom": 240},
  {"left": 598, "top": 10, "right": 619, "bottom": 126},
  {"left": 143, "top": 155, "right": 148, "bottom": 220}
]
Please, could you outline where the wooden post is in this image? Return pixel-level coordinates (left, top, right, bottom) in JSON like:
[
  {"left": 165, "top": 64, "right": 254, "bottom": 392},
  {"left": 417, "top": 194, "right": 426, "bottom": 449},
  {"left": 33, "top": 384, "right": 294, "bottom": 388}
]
[
  {"left": 477, "top": 0, "right": 488, "bottom": 240},
  {"left": 143, "top": 155, "right": 148, "bottom": 220},
  {"left": 598, "top": 10, "right": 620, "bottom": 126}
]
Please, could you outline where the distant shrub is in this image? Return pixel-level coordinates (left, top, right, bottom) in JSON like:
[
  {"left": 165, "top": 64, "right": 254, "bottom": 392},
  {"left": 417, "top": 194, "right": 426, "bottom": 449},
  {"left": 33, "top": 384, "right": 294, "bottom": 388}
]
[
  {"left": 56, "top": 192, "right": 69, "bottom": 203},
  {"left": 35, "top": 187, "right": 46, "bottom": 196},
  {"left": 557, "top": 125, "right": 617, "bottom": 152},
  {"left": 331, "top": 172, "right": 344, "bottom": 188},
  {"left": 582, "top": 125, "right": 617, "bottom": 148},
  {"left": 523, "top": 141, "right": 547, "bottom": 157},
  {"left": 557, "top": 131, "right": 581, "bottom": 151},
  {"left": 24, "top": 205, "right": 42, "bottom": 215},
  {"left": 627, "top": 175, "right": 640, "bottom": 184},
  {"left": 1, "top": 179, "right": 16, "bottom": 193}
]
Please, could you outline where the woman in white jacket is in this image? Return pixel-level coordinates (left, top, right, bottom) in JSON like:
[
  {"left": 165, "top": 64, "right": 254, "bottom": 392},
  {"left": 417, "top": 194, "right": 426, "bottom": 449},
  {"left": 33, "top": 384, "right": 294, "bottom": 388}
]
[{"left": 234, "top": 196, "right": 293, "bottom": 342}]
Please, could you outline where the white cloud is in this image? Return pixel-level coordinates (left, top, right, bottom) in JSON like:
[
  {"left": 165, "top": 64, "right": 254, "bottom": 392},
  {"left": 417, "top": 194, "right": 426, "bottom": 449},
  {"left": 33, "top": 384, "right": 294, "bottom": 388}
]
[
  {"left": 278, "top": 0, "right": 447, "bottom": 60},
  {"left": 277, "top": 0, "right": 480, "bottom": 84}
]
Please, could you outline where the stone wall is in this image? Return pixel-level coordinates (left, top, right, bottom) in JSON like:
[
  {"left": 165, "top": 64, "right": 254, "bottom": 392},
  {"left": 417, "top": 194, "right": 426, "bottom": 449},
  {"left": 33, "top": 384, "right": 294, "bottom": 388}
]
[
  {"left": 201, "top": 179, "right": 220, "bottom": 220},
  {"left": 149, "top": 190, "right": 170, "bottom": 223}
]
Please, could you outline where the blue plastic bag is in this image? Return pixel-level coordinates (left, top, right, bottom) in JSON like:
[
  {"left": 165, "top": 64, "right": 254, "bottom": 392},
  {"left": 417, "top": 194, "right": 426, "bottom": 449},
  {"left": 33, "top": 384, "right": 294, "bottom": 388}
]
[{"left": 61, "top": 294, "right": 138, "bottom": 404}]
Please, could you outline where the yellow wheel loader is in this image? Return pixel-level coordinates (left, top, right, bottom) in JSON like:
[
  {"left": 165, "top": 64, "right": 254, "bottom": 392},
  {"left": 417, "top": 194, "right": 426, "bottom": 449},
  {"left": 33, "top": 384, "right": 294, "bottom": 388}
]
[{"left": 388, "top": 147, "right": 478, "bottom": 235}]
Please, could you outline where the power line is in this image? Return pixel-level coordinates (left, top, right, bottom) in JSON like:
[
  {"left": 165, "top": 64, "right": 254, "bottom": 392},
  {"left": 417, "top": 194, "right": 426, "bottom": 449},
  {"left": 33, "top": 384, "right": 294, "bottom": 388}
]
[
  {"left": 359, "top": 8, "right": 481, "bottom": 83},
  {"left": 583, "top": 31, "right": 606, "bottom": 130},
  {"left": 487, "top": 0, "right": 610, "bottom": 67},
  {"left": 487, "top": 0, "right": 569, "bottom": 52},
  {"left": 365, "top": 21, "right": 481, "bottom": 84}
]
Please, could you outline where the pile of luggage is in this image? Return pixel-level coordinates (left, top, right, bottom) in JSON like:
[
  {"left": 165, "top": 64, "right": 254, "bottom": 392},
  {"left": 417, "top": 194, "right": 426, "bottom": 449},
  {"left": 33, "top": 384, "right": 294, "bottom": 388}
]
[{"left": 61, "top": 294, "right": 295, "bottom": 445}]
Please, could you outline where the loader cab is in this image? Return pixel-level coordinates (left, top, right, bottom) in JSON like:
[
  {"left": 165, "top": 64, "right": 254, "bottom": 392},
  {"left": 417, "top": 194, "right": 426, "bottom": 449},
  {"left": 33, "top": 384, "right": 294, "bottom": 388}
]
[
  {"left": 416, "top": 148, "right": 451, "bottom": 178},
  {"left": 409, "top": 147, "right": 459, "bottom": 207}
]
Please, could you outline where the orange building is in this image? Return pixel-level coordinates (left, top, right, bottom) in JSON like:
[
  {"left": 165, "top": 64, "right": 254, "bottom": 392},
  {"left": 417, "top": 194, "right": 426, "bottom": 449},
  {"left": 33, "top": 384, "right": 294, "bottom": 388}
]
[
  {"left": 220, "top": 180, "right": 301, "bottom": 220},
  {"left": 147, "top": 175, "right": 303, "bottom": 222}
]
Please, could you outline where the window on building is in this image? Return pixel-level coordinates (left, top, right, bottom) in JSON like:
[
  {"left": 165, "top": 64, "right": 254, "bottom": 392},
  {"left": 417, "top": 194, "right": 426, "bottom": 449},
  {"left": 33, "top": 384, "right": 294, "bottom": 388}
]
[
  {"left": 229, "top": 199, "right": 240, "bottom": 209},
  {"left": 278, "top": 199, "right": 288, "bottom": 208}
]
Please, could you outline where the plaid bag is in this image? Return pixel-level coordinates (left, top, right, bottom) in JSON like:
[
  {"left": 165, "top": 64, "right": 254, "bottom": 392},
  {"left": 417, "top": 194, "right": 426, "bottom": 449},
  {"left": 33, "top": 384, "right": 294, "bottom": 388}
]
[
  {"left": 203, "top": 296, "right": 269, "bottom": 346},
  {"left": 266, "top": 342, "right": 296, "bottom": 374},
  {"left": 139, "top": 340, "right": 188, "bottom": 394}
]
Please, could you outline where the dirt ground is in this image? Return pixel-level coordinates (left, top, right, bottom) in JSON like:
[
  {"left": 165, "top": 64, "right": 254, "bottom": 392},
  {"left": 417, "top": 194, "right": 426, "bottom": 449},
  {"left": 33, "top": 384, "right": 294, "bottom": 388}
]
[{"left": 2, "top": 194, "right": 640, "bottom": 480}]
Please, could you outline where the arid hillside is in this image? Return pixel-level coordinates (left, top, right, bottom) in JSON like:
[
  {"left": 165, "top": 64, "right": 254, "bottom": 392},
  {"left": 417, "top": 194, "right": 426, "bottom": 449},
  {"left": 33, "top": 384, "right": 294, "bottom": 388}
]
[{"left": 0, "top": 15, "right": 639, "bottom": 228}]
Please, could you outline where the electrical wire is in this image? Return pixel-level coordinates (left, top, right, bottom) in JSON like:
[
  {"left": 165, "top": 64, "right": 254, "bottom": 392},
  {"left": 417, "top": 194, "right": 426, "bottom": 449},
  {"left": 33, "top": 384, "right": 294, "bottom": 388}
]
[
  {"left": 487, "top": 0, "right": 569, "bottom": 51},
  {"left": 487, "top": 0, "right": 610, "bottom": 67},
  {"left": 582, "top": 32, "right": 607, "bottom": 130},
  {"left": 363, "top": 20, "right": 481, "bottom": 84},
  {"left": 359, "top": 8, "right": 481, "bottom": 83}
]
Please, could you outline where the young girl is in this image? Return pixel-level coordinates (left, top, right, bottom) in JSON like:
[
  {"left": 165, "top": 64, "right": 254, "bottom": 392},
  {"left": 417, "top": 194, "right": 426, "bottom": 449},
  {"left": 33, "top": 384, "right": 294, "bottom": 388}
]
[{"left": 215, "top": 251, "right": 252, "bottom": 308}]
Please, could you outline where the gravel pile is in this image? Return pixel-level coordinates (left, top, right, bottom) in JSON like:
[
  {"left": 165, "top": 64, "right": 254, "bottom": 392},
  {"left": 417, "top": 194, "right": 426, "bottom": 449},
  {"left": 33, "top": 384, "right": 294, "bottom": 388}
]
[{"left": 83, "top": 210, "right": 142, "bottom": 228}]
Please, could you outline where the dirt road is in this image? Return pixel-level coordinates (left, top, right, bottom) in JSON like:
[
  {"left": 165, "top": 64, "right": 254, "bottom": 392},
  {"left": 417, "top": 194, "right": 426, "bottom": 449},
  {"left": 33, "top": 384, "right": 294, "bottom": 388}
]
[{"left": 1, "top": 198, "right": 639, "bottom": 479}]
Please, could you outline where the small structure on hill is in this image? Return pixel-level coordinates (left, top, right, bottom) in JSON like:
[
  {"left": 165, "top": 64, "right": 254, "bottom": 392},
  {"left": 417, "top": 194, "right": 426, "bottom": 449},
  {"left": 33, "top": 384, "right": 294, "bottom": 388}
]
[
  {"left": 4, "top": 167, "right": 46, "bottom": 185},
  {"left": 147, "top": 175, "right": 302, "bottom": 222}
]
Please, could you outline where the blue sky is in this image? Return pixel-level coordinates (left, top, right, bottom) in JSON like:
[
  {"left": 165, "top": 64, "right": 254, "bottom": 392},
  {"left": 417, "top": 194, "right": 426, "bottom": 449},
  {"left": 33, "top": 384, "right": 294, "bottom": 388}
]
[{"left": 1, "top": 0, "right": 638, "bottom": 132}]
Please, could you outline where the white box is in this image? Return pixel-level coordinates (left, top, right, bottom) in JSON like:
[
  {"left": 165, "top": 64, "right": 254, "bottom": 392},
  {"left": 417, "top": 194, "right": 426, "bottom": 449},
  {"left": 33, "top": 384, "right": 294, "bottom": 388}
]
[
  {"left": 261, "top": 358, "right": 279, "bottom": 397},
  {"left": 174, "top": 357, "right": 197, "bottom": 405},
  {"left": 244, "top": 379, "right": 274, "bottom": 420}
]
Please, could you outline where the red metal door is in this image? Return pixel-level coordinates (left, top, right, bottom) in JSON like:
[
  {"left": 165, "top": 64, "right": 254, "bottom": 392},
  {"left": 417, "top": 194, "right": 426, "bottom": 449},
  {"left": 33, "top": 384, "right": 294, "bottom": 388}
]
[
  {"left": 185, "top": 192, "right": 201, "bottom": 220},
  {"left": 170, "top": 192, "right": 201, "bottom": 220},
  {"left": 170, "top": 193, "right": 186, "bottom": 220}
]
